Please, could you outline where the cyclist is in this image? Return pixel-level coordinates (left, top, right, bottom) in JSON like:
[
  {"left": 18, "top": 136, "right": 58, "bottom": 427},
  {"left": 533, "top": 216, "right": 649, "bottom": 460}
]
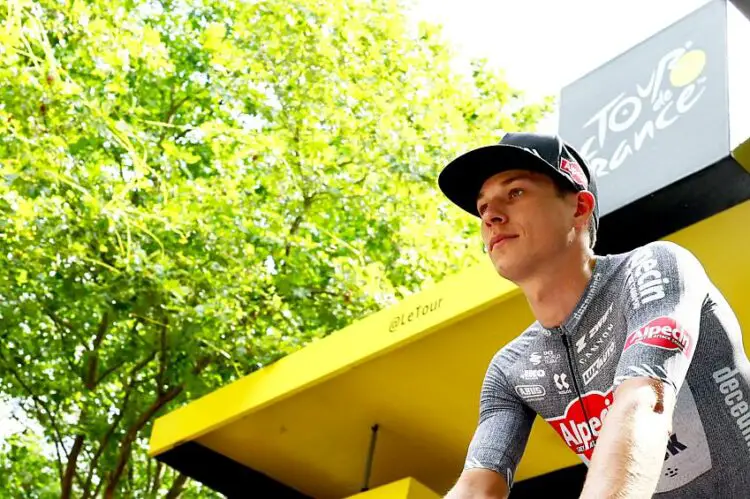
[{"left": 438, "top": 132, "right": 750, "bottom": 498}]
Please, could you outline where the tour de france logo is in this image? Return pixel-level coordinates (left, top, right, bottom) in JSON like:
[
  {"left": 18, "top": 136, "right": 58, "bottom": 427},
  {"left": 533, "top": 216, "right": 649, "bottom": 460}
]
[{"left": 578, "top": 42, "right": 708, "bottom": 178}]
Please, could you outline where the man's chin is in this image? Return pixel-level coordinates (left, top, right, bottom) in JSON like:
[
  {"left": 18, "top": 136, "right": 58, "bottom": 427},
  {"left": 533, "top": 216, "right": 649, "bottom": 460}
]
[{"left": 490, "top": 255, "right": 527, "bottom": 283}]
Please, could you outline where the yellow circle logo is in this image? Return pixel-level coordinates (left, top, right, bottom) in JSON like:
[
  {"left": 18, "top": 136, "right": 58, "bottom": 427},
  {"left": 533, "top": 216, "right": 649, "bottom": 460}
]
[{"left": 669, "top": 50, "right": 706, "bottom": 87}]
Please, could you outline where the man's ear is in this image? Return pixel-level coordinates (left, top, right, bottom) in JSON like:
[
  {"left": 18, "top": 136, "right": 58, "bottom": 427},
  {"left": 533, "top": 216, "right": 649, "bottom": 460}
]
[{"left": 574, "top": 191, "right": 596, "bottom": 228}]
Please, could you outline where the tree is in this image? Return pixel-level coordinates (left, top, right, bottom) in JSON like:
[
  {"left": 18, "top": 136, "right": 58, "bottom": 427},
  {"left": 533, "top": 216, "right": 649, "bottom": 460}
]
[{"left": 0, "top": 0, "right": 552, "bottom": 496}]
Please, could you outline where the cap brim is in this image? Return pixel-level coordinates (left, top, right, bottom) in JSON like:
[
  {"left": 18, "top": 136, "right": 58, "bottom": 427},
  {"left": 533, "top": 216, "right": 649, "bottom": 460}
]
[{"left": 438, "top": 144, "right": 579, "bottom": 217}]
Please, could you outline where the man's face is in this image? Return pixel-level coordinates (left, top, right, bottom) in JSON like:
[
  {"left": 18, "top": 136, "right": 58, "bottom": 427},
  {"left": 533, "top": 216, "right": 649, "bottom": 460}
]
[{"left": 477, "top": 169, "right": 581, "bottom": 281}]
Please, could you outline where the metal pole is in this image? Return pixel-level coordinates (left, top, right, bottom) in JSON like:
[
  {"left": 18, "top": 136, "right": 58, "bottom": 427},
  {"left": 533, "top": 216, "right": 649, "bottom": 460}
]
[{"left": 361, "top": 424, "right": 379, "bottom": 492}]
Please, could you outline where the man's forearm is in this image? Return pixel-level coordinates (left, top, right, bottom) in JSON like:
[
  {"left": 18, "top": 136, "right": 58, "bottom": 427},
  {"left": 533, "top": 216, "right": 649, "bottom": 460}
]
[{"left": 579, "top": 388, "right": 672, "bottom": 498}]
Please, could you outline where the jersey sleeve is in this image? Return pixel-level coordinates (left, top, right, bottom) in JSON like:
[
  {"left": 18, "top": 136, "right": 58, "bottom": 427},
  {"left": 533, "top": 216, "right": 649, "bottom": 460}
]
[
  {"left": 614, "top": 241, "right": 709, "bottom": 394},
  {"left": 464, "top": 352, "right": 536, "bottom": 490}
]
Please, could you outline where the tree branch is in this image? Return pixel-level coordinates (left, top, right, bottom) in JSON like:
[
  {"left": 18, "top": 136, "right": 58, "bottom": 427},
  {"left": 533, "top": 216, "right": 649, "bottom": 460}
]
[
  {"left": 164, "top": 472, "right": 189, "bottom": 499},
  {"left": 43, "top": 307, "right": 79, "bottom": 374},
  {"left": 104, "top": 356, "right": 212, "bottom": 498},
  {"left": 158, "top": 318, "right": 168, "bottom": 397},
  {"left": 284, "top": 192, "right": 317, "bottom": 258},
  {"left": 0, "top": 352, "right": 67, "bottom": 481},
  {"left": 62, "top": 434, "right": 85, "bottom": 499},
  {"left": 150, "top": 461, "right": 164, "bottom": 498},
  {"left": 94, "top": 317, "right": 144, "bottom": 387},
  {"left": 85, "top": 309, "right": 112, "bottom": 389},
  {"left": 81, "top": 351, "right": 157, "bottom": 499}
]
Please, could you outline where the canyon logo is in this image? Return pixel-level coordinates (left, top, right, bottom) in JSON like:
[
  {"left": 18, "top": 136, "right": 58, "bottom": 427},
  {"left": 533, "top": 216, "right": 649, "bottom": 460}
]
[{"left": 578, "top": 43, "right": 707, "bottom": 178}]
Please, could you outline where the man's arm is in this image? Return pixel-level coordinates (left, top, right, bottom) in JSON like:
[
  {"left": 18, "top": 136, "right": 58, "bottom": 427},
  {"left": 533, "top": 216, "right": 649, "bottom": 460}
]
[
  {"left": 581, "top": 241, "right": 708, "bottom": 498},
  {"left": 445, "top": 349, "right": 535, "bottom": 499},
  {"left": 579, "top": 377, "right": 676, "bottom": 499},
  {"left": 445, "top": 468, "right": 509, "bottom": 499}
]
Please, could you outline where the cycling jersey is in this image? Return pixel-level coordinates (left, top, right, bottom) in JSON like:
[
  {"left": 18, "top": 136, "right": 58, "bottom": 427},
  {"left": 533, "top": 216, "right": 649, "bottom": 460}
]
[{"left": 464, "top": 240, "right": 750, "bottom": 498}]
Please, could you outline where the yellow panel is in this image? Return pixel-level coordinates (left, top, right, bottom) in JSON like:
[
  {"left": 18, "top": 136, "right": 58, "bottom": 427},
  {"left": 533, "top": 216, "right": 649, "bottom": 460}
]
[
  {"left": 149, "top": 261, "right": 520, "bottom": 456},
  {"left": 150, "top": 200, "right": 750, "bottom": 499},
  {"left": 343, "top": 478, "right": 440, "bottom": 499},
  {"left": 734, "top": 137, "right": 750, "bottom": 171},
  {"left": 344, "top": 479, "right": 409, "bottom": 499}
]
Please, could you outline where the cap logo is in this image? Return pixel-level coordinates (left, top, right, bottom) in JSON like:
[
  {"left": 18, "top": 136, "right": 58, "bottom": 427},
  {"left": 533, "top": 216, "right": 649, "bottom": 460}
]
[
  {"left": 521, "top": 147, "right": 542, "bottom": 159},
  {"left": 560, "top": 158, "right": 588, "bottom": 188}
]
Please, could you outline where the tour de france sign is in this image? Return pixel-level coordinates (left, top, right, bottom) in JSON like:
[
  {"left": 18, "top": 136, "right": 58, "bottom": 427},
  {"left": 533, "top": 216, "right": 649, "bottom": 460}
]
[{"left": 559, "top": 0, "right": 730, "bottom": 216}]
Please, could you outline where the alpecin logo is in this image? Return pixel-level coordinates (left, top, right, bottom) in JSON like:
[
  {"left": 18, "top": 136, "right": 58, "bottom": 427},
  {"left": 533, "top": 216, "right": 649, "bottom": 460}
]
[
  {"left": 579, "top": 43, "right": 707, "bottom": 177},
  {"left": 546, "top": 388, "right": 614, "bottom": 462},
  {"left": 624, "top": 316, "right": 693, "bottom": 357}
]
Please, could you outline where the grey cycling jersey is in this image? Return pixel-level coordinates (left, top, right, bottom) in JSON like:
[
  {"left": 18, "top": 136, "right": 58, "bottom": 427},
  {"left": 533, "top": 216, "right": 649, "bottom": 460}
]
[{"left": 464, "top": 241, "right": 750, "bottom": 497}]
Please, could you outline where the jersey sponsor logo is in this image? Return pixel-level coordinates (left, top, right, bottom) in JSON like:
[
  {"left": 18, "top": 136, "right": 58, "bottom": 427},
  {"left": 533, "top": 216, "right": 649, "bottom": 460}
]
[
  {"left": 546, "top": 388, "right": 614, "bottom": 460},
  {"left": 520, "top": 369, "right": 545, "bottom": 380},
  {"left": 576, "top": 302, "right": 614, "bottom": 353},
  {"left": 664, "top": 433, "right": 688, "bottom": 460},
  {"left": 515, "top": 384, "right": 546, "bottom": 400},
  {"left": 713, "top": 366, "right": 750, "bottom": 451},
  {"left": 654, "top": 381, "right": 712, "bottom": 492},
  {"left": 624, "top": 317, "right": 693, "bottom": 356},
  {"left": 529, "top": 352, "right": 542, "bottom": 365},
  {"left": 576, "top": 303, "right": 615, "bottom": 365},
  {"left": 554, "top": 373, "right": 572, "bottom": 395},
  {"left": 582, "top": 340, "right": 617, "bottom": 386},
  {"left": 662, "top": 433, "right": 689, "bottom": 480},
  {"left": 543, "top": 350, "right": 561, "bottom": 364},
  {"left": 625, "top": 247, "right": 669, "bottom": 310}
]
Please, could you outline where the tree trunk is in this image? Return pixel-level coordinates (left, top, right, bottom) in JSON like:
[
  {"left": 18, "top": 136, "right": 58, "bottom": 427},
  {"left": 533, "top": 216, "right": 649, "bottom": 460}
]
[
  {"left": 61, "top": 434, "right": 85, "bottom": 499},
  {"left": 103, "top": 387, "right": 183, "bottom": 498}
]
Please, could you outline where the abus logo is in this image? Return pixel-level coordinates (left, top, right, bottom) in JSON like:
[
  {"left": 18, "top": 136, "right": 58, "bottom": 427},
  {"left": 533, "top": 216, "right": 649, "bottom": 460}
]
[
  {"left": 515, "top": 384, "right": 546, "bottom": 400},
  {"left": 579, "top": 43, "right": 707, "bottom": 177},
  {"left": 546, "top": 389, "right": 614, "bottom": 461},
  {"left": 624, "top": 317, "right": 692, "bottom": 357}
]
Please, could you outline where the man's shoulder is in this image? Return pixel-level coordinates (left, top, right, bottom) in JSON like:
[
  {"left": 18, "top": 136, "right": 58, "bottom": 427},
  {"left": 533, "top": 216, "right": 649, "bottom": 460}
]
[
  {"left": 621, "top": 240, "right": 697, "bottom": 263},
  {"left": 488, "top": 322, "right": 548, "bottom": 371},
  {"left": 620, "top": 240, "right": 706, "bottom": 277}
]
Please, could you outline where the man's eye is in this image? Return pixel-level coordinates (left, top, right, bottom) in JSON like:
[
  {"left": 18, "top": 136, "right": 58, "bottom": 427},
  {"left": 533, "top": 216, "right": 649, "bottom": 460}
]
[
  {"left": 509, "top": 188, "right": 524, "bottom": 198},
  {"left": 478, "top": 203, "right": 488, "bottom": 215}
]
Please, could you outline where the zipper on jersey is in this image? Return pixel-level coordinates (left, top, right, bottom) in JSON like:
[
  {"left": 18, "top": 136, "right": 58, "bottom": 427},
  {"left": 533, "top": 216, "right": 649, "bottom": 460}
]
[{"left": 559, "top": 327, "right": 596, "bottom": 444}]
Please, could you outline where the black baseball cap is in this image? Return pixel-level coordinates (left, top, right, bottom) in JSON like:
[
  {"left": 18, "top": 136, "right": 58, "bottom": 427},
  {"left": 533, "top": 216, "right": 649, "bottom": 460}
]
[{"left": 438, "top": 132, "right": 599, "bottom": 236}]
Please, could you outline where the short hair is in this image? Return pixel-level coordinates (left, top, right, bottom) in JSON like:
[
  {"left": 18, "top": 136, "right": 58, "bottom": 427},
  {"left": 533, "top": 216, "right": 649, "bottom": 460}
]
[{"left": 550, "top": 178, "right": 597, "bottom": 250}]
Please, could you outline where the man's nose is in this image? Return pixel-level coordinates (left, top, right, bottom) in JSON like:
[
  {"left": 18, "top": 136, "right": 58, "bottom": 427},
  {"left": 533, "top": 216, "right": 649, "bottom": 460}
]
[{"left": 482, "top": 206, "right": 507, "bottom": 226}]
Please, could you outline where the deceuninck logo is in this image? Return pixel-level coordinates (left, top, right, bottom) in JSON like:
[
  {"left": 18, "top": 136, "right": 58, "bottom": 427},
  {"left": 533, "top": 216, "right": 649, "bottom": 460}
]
[{"left": 579, "top": 42, "right": 708, "bottom": 177}]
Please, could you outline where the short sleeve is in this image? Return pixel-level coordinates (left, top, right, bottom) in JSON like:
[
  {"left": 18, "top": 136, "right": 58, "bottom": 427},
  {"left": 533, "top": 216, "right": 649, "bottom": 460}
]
[
  {"left": 614, "top": 241, "right": 709, "bottom": 394},
  {"left": 464, "top": 353, "right": 536, "bottom": 490}
]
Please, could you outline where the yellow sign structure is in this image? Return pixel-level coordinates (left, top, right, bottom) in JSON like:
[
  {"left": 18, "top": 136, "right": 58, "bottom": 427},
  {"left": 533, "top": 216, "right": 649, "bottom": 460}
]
[
  {"left": 344, "top": 478, "right": 440, "bottom": 499},
  {"left": 149, "top": 194, "right": 750, "bottom": 498}
]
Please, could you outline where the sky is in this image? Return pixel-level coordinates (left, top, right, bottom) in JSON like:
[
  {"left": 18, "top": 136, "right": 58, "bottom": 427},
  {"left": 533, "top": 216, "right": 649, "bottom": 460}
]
[{"left": 409, "top": 0, "right": 719, "bottom": 133}]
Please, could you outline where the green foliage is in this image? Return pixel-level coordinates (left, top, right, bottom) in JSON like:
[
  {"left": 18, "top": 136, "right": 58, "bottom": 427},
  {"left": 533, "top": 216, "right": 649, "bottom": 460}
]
[
  {"left": 0, "top": 0, "right": 552, "bottom": 496},
  {"left": 0, "top": 430, "right": 59, "bottom": 498}
]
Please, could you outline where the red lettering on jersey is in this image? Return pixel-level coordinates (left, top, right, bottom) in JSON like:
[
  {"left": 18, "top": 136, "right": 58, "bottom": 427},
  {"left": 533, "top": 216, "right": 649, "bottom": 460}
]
[
  {"left": 546, "top": 389, "right": 614, "bottom": 461},
  {"left": 624, "top": 317, "right": 692, "bottom": 357}
]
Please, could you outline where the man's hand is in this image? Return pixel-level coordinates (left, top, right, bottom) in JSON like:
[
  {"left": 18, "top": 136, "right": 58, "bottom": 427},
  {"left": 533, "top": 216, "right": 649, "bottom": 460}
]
[
  {"left": 444, "top": 468, "right": 509, "bottom": 499},
  {"left": 579, "top": 377, "right": 677, "bottom": 499}
]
